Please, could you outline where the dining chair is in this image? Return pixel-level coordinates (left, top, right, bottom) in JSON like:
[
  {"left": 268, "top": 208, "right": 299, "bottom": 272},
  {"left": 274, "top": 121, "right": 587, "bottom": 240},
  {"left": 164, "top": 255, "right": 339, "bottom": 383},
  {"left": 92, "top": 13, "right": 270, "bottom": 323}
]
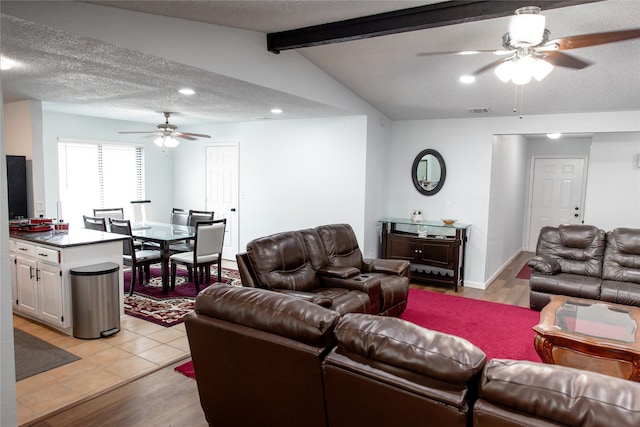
[
  {"left": 108, "top": 218, "right": 162, "bottom": 295},
  {"left": 82, "top": 215, "right": 107, "bottom": 231},
  {"left": 93, "top": 207, "right": 124, "bottom": 231},
  {"left": 131, "top": 200, "right": 153, "bottom": 223},
  {"left": 170, "top": 219, "right": 226, "bottom": 294},
  {"left": 170, "top": 208, "right": 189, "bottom": 226},
  {"left": 168, "top": 210, "right": 215, "bottom": 254}
]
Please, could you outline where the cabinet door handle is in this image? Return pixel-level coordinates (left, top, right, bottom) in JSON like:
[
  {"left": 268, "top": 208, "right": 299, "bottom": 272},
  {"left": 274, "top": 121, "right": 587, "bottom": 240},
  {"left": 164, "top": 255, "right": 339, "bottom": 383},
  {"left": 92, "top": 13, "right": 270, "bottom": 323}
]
[
  {"left": 19, "top": 247, "right": 28, "bottom": 251},
  {"left": 36, "top": 268, "right": 41, "bottom": 282},
  {"left": 38, "top": 253, "right": 48, "bottom": 257},
  {"left": 29, "top": 266, "right": 34, "bottom": 280}
]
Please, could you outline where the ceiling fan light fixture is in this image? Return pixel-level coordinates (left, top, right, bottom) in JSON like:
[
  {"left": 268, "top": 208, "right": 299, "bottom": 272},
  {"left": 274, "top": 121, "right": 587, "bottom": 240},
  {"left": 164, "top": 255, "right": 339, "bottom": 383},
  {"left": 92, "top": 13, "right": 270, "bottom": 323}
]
[
  {"left": 533, "top": 58, "right": 553, "bottom": 81},
  {"left": 153, "top": 136, "right": 165, "bottom": 147},
  {"left": 459, "top": 75, "right": 475, "bottom": 84},
  {"left": 164, "top": 136, "right": 180, "bottom": 148},
  {"left": 495, "top": 61, "right": 515, "bottom": 83},
  {"left": 509, "top": 6, "right": 546, "bottom": 46},
  {"left": 512, "top": 56, "right": 535, "bottom": 85}
]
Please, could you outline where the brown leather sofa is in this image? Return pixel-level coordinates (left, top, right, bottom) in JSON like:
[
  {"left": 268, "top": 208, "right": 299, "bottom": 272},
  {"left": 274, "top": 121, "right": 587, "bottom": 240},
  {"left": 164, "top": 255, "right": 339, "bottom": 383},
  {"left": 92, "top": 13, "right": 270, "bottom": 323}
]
[
  {"left": 474, "top": 359, "right": 640, "bottom": 427},
  {"left": 528, "top": 225, "right": 640, "bottom": 310},
  {"left": 186, "top": 284, "right": 640, "bottom": 427},
  {"left": 236, "top": 223, "right": 410, "bottom": 316}
]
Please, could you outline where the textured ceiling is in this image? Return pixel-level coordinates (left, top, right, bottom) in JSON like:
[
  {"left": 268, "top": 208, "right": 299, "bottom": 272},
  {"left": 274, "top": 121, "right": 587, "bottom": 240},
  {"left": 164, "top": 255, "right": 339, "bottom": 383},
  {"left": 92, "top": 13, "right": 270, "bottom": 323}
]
[{"left": 1, "top": 1, "right": 639, "bottom": 125}]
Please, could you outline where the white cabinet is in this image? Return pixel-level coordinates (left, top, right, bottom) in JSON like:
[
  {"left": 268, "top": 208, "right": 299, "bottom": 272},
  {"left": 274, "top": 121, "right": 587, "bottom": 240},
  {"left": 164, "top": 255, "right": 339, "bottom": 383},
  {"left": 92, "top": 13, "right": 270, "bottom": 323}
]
[
  {"left": 14, "top": 240, "right": 66, "bottom": 329},
  {"left": 10, "top": 233, "right": 124, "bottom": 335}
]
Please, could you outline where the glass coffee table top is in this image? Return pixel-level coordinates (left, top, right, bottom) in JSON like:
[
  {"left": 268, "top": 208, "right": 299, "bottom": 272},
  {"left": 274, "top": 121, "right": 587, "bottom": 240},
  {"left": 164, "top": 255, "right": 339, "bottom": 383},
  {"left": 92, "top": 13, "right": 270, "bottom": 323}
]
[{"left": 554, "top": 299, "right": 637, "bottom": 343}]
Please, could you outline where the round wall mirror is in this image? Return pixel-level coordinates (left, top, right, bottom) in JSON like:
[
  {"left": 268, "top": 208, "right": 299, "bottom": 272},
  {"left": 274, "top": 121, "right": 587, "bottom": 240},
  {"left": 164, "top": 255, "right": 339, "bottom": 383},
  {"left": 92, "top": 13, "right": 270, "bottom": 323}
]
[{"left": 411, "top": 149, "right": 446, "bottom": 196}]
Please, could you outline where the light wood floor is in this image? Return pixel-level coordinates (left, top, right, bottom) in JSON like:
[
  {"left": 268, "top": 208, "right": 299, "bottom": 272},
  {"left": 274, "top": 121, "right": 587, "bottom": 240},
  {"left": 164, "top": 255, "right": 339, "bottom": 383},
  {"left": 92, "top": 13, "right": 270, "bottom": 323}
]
[{"left": 24, "top": 252, "right": 534, "bottom": 427}]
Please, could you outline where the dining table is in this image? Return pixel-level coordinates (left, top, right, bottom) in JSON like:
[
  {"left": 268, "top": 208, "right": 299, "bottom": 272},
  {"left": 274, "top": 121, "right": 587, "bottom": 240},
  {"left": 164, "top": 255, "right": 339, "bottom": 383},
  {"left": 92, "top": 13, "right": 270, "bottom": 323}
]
[{"left": 131, "top": 221, "right": 196, "bottom": 294}]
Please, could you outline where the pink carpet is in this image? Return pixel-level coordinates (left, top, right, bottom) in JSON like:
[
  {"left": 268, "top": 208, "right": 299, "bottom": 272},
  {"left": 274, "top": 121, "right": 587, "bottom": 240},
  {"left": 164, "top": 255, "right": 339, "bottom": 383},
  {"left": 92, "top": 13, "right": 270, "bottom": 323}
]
[
  {"left": 176, "top": 288, "right": 541, "bottom": 379},
  {"left": 399, "top": 289, "right": 540, "bottom": 362}
]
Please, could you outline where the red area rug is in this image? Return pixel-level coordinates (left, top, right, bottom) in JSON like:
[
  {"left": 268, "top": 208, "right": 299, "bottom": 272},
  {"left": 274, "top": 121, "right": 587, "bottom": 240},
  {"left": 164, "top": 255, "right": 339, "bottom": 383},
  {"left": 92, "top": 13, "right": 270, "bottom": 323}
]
[
  {"left": 124, "top": 265, "right": 242, "bottom": 327},
  {"left": 175, "top": 288, "right": 541, "bottom": 379},
  {"left": 399, "top": 289, "right": 540, "bottom": 362},
  {"left": 516, "top": 264, "right": 531, "bottom": 280}
]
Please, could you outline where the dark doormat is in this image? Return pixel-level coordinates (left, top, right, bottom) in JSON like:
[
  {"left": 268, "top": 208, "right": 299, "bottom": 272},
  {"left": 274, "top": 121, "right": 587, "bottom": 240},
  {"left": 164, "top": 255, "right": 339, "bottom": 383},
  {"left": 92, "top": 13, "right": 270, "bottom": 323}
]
[{"left": 14, "top": 328, "right": 81, "bottom": 381}]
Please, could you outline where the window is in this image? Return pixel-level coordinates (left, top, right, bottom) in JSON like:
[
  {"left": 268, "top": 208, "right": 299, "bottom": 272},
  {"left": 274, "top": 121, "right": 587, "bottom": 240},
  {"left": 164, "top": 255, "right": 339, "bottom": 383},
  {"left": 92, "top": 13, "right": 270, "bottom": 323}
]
[{"left": 58, "top": 140, "right": 144, "bottom": 226}]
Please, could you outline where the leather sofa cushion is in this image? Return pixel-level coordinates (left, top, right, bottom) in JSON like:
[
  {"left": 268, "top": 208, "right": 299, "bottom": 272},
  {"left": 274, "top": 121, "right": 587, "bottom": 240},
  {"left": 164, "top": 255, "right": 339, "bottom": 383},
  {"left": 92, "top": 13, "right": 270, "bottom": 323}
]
[
  {"left": 600, "top": 281, "right": 640, "bottom": 306},
  {"left": 603, "top": 228, "right": 640, "bottom": 284},
  {"left": 536, "top": 225, "right": 606, "bottom": 277},
  {"left": 195, "top": 284, "right": 340, "bottom": 347},
  {"left": 527, "top": 255, "right": 561, "bottom": 275},
  {"left": 334, "top": 313, "right": 486, "bottom": 385},
  {"left": 479, "top": 359, "right": 640, "bottom": 427},
  {"left": 529, "top": 272, "right": 602, "bottom": 300},
  {"left": 316, "top": 224, "right": 364, "bottom": 268},
  {"left": 246, "top": 231, "right": 320, "bottom": 292}
]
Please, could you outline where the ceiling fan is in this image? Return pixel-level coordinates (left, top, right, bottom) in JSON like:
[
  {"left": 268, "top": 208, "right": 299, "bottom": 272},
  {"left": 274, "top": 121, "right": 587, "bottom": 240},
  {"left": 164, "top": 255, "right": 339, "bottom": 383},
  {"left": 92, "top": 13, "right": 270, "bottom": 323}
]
[
  {"left": 119, "top": 112, "right": 211, "bottom": 148},
  {"left": 417, "top": 6, "right": 640, "bottom": 85}
]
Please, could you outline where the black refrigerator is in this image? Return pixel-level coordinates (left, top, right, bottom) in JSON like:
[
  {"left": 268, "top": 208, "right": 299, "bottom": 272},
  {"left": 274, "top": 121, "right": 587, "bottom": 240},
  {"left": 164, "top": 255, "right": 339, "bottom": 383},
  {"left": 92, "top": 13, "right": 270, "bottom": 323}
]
[{"left": 6, "top": 155, "right": 28, "bottom": 219}]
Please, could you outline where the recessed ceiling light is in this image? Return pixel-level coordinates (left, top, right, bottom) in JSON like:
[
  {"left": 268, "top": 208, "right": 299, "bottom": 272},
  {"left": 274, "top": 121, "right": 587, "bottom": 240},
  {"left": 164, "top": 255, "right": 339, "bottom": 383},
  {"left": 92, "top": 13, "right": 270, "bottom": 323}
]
[
  {"left": 178, "top": 88, "right": 195, "bottom": 95},
  {"left": 271, "top": 108, "right": 283, "bottom": 114},
  {"left": 460, "top": 75, "right": 475, "bottom": 84},
  {"left": 546, "top": 133, "right": 562, "bottom": 139}
]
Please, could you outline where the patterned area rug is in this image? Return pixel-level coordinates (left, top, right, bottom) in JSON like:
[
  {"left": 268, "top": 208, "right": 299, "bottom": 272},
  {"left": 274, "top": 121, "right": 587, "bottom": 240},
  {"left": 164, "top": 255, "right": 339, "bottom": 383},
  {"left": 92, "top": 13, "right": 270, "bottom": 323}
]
[{"left": 124, "top": 264, "right": 242, "bottom": 327}]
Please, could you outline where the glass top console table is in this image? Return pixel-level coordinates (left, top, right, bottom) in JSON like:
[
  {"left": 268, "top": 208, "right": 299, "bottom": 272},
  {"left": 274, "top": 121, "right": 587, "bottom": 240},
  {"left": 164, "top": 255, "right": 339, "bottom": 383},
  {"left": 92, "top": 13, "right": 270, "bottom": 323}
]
[{"left": 379, "top": 218, "right": 471, "bottom": 291}]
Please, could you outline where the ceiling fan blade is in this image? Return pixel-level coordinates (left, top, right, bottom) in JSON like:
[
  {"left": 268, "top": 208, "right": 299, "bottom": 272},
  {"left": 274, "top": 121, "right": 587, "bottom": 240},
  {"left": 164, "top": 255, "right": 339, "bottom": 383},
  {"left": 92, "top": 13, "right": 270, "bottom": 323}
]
[
  {"left": 118, "top": 131, "right": 159, "bottom": 134},
  {"left": 174, "top": 134, "right": 197, "bottom": 141},
  {"left": 416, "top": 49, "right": 501, "bottom": 57},
  {"left": 543, "top": 51, "right": 592, "bottom": 69},
  {"left": 469, "top": 56, "right": 513, "bottom": 77},
  {"left": 177, "top": 132, "right": 211, "bottom": 138},
  {"left": 552, "top": 28, "right": 640, "bottom": 51}
]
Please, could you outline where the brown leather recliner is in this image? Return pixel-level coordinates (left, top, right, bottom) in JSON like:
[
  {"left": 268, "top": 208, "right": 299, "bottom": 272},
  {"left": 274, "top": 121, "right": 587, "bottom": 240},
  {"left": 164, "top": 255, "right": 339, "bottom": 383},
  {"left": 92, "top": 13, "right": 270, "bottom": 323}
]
[
  {"left": 184, "top": 283, "right": 340, "bottom": 427},
  {"left": 314, "top": 224, "right": 411, "bottom": 316},
  {"left": 241, "top": 229, "right": 380, "bottom": 315},
  {"left": 474, "top": 359, "right": 640, "bottom": 427},
  {"left": 528, "top": 224, "right": 606, "bottom": 310},
  {"left": 322, "top": 313, "right": 486, "bottom": 427},
  {"left": 600, "top": 227, "right": 640, "bottom": 306}
]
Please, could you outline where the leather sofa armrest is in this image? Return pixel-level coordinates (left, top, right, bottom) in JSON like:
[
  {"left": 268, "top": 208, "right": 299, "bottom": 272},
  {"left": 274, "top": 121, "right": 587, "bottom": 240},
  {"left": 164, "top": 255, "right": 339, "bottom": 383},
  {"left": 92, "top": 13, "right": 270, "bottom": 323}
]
[
  {"left": 271, "top": 289, "right": 333, "bottom": 308},
  {"left": 363, "top": 259, "right": 411, "bottom": 277},
  {"left": 318, "top": 275, "right": 381, "bottom": 298},
  {"left": 316, "top": 265, "right": 361, "bottom": 279},
  {"left": 527, "top": 255, "right": 561, "bottom": 275}
]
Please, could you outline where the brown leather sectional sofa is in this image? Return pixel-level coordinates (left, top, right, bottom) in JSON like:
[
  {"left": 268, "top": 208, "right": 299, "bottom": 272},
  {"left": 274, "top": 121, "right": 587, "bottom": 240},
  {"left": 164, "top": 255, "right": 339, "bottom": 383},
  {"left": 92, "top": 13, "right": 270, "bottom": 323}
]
[
  {"left": 185, "top": 284, "right": 640, "bottom": 427},
  {"left": 528, "top": 225, "right": 640, "bottom": 310},
  {"left": 236, "top": 223, "right": 411, "bottom": 316}
]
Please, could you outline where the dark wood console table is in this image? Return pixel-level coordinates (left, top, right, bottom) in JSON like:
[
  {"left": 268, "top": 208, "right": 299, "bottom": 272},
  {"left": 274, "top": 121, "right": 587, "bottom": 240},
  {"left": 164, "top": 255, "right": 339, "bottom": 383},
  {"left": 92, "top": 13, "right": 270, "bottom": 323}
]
[{"left": 379, "top": 218, "right": 470, "bottom": 291}]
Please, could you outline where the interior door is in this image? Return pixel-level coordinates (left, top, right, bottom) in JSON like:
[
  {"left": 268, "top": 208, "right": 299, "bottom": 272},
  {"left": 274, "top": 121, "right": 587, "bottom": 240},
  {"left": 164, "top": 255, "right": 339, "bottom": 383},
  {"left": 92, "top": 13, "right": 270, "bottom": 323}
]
[
  {"left": 205, "top": 144, "right": 239, "bottom": 260},
  {"left": 527, "top": 157, "right": 586, "bottom": 251}
]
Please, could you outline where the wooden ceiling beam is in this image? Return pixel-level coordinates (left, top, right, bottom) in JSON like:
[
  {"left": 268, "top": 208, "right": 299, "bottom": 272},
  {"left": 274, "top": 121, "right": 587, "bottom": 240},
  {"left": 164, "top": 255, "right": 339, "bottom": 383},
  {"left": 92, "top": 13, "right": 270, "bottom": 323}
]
[{"left": 267, "top": 0, "right": 601, "bottom": 53}]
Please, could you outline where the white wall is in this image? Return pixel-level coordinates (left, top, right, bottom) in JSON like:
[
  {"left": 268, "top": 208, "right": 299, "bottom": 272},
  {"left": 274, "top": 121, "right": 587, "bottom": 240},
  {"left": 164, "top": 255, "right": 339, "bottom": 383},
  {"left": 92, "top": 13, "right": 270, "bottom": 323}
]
[
  {"left": 486, "top": 134, "right": 528, "bottom": 280},
  {"left": 584, "top": 132, "right": 640, "bottom": 230},
  {"left": 171, "top": 116, "right": 369, "bottom": 251},
  {"left": 389, "top": 111, "right": 640, "bottom": 288}
]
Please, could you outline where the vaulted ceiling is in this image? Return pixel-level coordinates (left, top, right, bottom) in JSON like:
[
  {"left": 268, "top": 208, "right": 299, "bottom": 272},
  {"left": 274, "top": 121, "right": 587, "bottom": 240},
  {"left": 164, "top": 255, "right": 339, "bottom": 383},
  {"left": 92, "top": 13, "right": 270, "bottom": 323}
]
[{"left": 1, "top": 1, "right": 639, "bottom": 125}]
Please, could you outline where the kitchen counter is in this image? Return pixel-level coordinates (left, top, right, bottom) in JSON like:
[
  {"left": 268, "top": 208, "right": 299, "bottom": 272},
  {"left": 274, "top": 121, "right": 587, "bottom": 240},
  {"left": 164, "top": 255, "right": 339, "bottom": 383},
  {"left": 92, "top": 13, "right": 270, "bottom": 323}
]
[{"left": 9, "top": 228, "right": 126, "bottom": 248}]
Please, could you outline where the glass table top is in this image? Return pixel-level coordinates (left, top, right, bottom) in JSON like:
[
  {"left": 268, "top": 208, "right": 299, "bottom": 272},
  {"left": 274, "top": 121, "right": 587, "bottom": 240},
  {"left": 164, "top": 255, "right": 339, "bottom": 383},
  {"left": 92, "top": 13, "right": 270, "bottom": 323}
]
[
  {"left": 131, "top": 222, "right": 195, "bottom": 242},
  {"left": 554, "top": 300, "right": 637, "bottom": 343}
]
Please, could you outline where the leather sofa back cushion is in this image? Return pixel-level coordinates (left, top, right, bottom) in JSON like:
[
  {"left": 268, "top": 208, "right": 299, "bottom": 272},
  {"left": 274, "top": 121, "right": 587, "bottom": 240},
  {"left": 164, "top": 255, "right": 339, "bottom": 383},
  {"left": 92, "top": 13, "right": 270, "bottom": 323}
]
[
  {"left": 195, "top": 284, "right": 340, "bottom": 347},
  {"left": 537, "top": 225, "right": 606, "bottom": 276},
  {"left": 334, "top": 313, "right": 486, "bottom": 385},
  {"left": 316, "top": 224, "right": 363, "bottom": 268},
  {"left": 603, "top": 228, "right": 640, "bottom": 283},
  {"left": 479, "top": 359, "right": 640, "bottom": 427},
  {"left": 246, "top": 231, "right": 320, "bottom": 292}
]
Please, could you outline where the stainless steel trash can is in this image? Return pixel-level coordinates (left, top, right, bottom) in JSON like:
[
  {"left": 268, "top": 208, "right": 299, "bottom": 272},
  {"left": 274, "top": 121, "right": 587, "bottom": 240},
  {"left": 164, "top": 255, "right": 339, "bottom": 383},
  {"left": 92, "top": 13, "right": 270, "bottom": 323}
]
[{"left": 70, "top": 262, "right": 120, "bottom": 339}]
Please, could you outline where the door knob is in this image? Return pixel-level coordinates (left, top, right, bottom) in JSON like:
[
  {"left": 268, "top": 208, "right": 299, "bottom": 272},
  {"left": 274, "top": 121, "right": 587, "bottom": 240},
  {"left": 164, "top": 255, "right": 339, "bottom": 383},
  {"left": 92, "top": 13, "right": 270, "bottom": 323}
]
[{"left": 230, "top": 208, "right": 236, "bottom": 212}]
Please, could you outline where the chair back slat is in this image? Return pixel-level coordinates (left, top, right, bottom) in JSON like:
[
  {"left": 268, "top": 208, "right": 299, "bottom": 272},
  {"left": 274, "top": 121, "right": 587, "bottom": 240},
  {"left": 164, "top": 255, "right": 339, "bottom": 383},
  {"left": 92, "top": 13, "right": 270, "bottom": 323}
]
[
  {"left": 188, "top": 210, "right": 214, "bottom": 227},
  {"left": 108, "top": 218, "right": 135, "bottom": 258},
  {"left": 83, "top": 215, "right": 107, "bottom": 231}
]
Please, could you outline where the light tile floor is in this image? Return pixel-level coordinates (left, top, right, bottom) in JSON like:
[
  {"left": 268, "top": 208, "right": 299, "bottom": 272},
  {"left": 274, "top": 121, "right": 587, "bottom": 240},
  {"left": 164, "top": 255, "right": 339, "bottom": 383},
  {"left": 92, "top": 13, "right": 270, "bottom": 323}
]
[{"left": 13, "top": 313, "right": 191, "bottom": 426}]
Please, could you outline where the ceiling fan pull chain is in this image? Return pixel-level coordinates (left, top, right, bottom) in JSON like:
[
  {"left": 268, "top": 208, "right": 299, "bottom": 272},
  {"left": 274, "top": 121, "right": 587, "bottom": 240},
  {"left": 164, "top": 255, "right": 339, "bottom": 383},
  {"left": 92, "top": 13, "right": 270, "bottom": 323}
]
[{"left": 513, "top": 84, "right": 525, "bottom": 119}]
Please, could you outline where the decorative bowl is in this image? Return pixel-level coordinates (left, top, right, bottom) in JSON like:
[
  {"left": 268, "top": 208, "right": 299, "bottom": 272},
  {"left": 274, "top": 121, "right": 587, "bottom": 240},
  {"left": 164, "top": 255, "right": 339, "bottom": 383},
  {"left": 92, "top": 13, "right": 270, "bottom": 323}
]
[{"left": 441, "top": 219, "right": 457, "bottom": 225}]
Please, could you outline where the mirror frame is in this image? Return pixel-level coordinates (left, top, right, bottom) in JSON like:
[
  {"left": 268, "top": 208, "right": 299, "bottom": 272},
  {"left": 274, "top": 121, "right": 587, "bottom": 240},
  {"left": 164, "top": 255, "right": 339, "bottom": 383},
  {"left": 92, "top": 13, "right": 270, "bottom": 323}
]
[{"left": 411, "top": 149, "right": 446, "bottom": 196}]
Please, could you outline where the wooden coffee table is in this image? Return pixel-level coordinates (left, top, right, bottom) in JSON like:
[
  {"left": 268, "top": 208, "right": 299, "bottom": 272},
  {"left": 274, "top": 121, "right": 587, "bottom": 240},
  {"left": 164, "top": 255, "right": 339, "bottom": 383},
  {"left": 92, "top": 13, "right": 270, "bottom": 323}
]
[{"left": 533, "top": 296, "right": 640, "bottom": 381}]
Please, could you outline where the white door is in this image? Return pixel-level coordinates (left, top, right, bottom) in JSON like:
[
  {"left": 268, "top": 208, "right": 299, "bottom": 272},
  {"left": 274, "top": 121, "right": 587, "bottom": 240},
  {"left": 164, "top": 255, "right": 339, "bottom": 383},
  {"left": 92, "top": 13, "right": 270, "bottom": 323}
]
[
  {"left": 38, "top": 263, "right": 65, "bottom": 327},
  {"left": 16, "top": 256, "right": 38, "bottom": 316},
  {"left": 527, "top": 157, "right": 586, "bottom": 251},
  {"left": 205, "top": 144, "right": 239, "bottom": 260}
]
